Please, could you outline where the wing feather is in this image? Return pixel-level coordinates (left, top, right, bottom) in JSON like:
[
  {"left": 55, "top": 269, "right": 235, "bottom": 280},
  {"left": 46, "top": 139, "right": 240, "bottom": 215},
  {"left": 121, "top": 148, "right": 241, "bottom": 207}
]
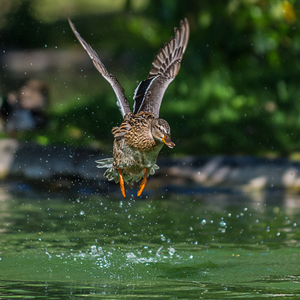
[
  {"left": 133, "top": 18, "right": 190, "bottom": 117},
  {"left": 68, "top": 17, "right": 131, "bottom": 118}
]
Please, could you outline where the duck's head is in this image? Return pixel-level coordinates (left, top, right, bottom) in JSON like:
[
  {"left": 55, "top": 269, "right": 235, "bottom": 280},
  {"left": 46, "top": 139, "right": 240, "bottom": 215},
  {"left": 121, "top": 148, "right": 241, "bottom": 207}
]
[{"left": 151, "top": 119, "right": 175, "bottom": 148}]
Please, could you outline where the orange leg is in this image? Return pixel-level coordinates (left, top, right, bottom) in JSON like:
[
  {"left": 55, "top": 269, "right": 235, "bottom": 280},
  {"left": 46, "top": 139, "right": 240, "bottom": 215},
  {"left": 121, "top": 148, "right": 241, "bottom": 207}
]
[
  {"left": 118, "top": 169, "right": 126, "bottom": 198},
  {"left": 137, "top": 168, "right": 148, "bottom": 197}
]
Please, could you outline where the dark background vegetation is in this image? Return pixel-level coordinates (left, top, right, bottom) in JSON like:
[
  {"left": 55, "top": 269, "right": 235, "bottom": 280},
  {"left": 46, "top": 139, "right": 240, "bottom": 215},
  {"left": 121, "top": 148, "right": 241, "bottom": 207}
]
[{"left": 0, "top": 0, "right": 300, "bottom": 158}]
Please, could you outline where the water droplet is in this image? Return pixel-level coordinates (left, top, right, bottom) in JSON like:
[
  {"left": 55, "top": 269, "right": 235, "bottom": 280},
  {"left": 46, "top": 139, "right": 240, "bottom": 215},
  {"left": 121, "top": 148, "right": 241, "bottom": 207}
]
[{"left": 168, "top": 247, "right": 175, "bottom": 256}]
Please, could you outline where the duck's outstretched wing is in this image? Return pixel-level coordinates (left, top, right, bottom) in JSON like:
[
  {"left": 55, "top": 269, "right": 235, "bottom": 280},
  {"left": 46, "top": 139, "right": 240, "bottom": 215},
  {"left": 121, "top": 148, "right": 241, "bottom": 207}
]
[
  {"left": 133, "top": 18, "right": 189, "bottom": 118},
  {"left": 68, "top": 17, "right": 131, "bottom": 118}
]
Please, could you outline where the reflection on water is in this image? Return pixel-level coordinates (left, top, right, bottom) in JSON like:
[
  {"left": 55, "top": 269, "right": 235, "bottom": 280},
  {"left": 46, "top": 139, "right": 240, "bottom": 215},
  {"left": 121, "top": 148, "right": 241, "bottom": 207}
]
[{"left": 0, "top": 190, "right": 300, "bottom": 299}]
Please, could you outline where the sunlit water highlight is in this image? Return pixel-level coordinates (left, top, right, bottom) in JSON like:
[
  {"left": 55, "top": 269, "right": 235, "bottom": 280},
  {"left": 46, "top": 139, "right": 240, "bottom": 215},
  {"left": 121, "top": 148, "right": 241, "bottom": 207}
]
[{"left": 0, "top": 190, "right": 300, "bottom": 299}]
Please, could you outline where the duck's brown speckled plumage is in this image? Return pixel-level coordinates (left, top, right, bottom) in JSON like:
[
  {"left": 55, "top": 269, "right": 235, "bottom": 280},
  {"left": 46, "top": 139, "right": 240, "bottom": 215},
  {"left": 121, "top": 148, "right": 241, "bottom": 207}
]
[
  {"left": 120, "top": 112, "right": 158, "bottom": 151},
  {"left": 114, "top": 112, "right": 172, "bottom": 153},
  {"left": 68, "top": 17, "right": 190, "bottom": 197},
  {"left": 109, "top": 112, "right": 163, "bottom": 182}
]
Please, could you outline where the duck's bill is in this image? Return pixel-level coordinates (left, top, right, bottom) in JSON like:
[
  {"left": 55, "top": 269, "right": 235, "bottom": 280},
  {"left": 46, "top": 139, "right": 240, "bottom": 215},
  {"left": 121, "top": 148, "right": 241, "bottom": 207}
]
[{"left": 162, "top": 135, "right": 175, "bottom": 148}]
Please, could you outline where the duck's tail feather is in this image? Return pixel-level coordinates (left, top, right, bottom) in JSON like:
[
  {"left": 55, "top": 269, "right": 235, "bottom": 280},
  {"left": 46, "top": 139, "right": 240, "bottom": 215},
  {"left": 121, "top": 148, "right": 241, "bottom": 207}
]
[
  {"left": 103, "top": 167, "right": 120, "bottom": 183},
  {"left": 96, "top": 159, "right": 160, "bottom": 184},
  {"left": 96, "top": 157, "right": 113, "bottom": 168},
  {"left": 95, "top": 158, "right": 119, "bottom": 182}
]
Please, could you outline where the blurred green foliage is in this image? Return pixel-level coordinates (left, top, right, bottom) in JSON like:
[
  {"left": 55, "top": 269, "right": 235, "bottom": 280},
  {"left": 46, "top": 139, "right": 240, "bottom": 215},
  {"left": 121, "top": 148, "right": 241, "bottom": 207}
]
[{"left": 1, "top": 0, "right": 300, "bottom": 157}]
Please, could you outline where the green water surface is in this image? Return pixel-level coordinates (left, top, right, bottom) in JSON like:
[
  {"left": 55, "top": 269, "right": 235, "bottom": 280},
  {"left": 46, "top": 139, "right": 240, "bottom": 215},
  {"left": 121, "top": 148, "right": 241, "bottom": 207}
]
[{"left": 0, "top": 190, "right": 300, "bottom": 299}]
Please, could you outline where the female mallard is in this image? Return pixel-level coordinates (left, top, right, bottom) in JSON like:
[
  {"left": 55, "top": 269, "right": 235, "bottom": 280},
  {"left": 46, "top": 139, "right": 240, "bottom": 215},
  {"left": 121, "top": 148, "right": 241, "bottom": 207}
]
[{"left": 68, "top": 17, "right": 189, "bottom": 197}]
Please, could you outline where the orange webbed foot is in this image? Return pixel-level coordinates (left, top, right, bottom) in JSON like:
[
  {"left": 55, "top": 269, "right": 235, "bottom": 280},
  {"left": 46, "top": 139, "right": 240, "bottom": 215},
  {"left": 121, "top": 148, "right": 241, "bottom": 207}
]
[
  {"left": 118, "top": 169, "right": 126, "bottom": 198},
  {"left": 137, "top": 168, "right": 148, "bottom": 197}
]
